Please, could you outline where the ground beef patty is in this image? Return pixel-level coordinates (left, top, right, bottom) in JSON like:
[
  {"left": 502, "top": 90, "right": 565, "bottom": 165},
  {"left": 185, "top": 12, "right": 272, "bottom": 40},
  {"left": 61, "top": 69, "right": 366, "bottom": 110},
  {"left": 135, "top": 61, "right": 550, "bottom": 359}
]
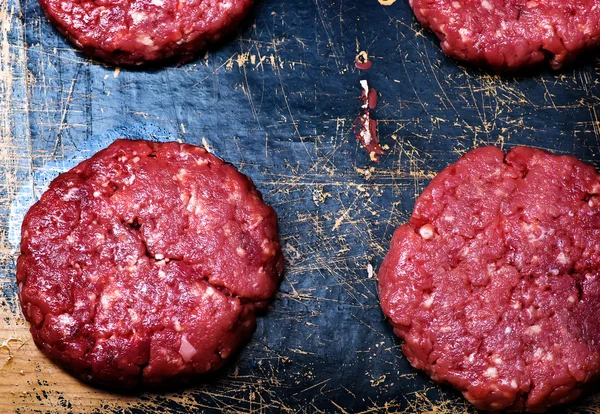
[
  {"left": 409, "top": 0, "right": 600, "bottom": 70},
  {"left": 378, "top": 146, "right": 600, "bottom": 411},
  {"left": 17, "top": 139, "right": 284, "bottom": 388},
  {"left": 39, "top": 0, "right": 252, "bottom": 65}
]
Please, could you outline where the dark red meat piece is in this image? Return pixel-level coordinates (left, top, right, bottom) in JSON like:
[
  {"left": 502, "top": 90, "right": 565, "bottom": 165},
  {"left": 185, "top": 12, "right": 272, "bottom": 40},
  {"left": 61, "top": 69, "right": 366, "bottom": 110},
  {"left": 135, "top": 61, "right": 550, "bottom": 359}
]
[
  {"left": 379, "top": 146, "right": 600, "bottom": 411},
  {"left": 354, "top": 81, "right": 384, "bottom": 161},
  {"left": 355, "top": 51, "right": 373, "bottom": 70},
  {"left": 17, "top": 139, "right": 284, "bottom": 388},
  {"left": 39, "top": 0, "right": 253, "bottom": 65},
  {"left": 409, "top": 0, "right": 600, "bottom": 70}
]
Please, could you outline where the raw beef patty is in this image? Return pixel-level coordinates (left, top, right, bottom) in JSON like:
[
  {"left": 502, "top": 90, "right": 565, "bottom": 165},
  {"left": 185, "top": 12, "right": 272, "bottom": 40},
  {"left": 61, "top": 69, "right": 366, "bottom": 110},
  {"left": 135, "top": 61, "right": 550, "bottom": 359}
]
[
  {"left": 379, "top": 146, "right": 600, "bottom": 411},
  {"left": 17, "top": 139, "right": 284, "bottom": 388},
  {"left": 409, "top": 0, "right": 600, "bottom": 70},
  {"left": 39, "top": 0, "right": 253, "bottom": 65}
]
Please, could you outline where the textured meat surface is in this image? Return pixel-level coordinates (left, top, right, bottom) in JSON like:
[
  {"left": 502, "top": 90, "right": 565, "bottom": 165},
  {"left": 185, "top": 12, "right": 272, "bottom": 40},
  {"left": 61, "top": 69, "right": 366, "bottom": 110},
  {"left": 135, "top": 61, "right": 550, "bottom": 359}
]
[
  {"left": 17, "top": 139, "right": 284, "bottom": 388},
  {"left": 378, "top": 146, "right": 600, "bottom": 411},
  {"left": 409, "top": 0, "right": 600, "bottom": 70},
  {"left": 39, "top": 0, "right": 253, "bottom": 65}
]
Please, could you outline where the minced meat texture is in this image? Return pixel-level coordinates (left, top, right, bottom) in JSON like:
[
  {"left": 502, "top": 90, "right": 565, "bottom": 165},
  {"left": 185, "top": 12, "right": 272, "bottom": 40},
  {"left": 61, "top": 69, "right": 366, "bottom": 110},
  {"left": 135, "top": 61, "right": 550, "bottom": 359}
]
[
  {"left": 378, "top": 146, "right": 600, "bottom": 411},
  {"left": 39, "top": 0, "right": 253, "bottom": 65},
  {"left": 409, "top": 0, "right": 600, "bottom": 70},
  {"left": 17, "top": 139, "right": 284, "bottom": 388}
]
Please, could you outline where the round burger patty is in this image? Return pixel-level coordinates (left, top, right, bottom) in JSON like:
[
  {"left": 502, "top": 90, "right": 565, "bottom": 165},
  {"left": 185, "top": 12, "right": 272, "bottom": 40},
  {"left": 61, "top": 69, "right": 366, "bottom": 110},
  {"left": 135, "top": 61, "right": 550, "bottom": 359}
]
[
  {"left": 39, "top": 0, "right": 252, "bottom": 65},
  {"left": 409, "top": 0, "right": 600, "bottom": 70},
  {"left": 379, "top": 146, "right": 600, "bottom": 411},
  {"left": 17, "top": 139, "right": 284, "bottom": 388}
]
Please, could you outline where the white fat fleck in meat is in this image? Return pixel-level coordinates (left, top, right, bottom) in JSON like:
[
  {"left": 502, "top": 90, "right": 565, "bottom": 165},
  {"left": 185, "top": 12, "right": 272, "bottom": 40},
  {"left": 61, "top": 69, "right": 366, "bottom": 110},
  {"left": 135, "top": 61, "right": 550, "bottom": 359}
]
[
  {"left": 367, "top": 263, "right": 374, "bottom": 279},
  {"left": 511, "top": 301, "right": 522, "bottom": 309},
  {"left": 56, "top": 314, "right": 76, "bottom": 331},
  {"left": 511, "top": 379, "right": 518, "bottom": 389},
  {"left": 557, "top": 252, "right": 569, "bottom": 265},
  {"left": 263, "top": 244, "right": 275, "bottom": 256},
  {"left": 173, "top": 319, "right": 183, "bottom": 332},
  {"left": 522, "top": 222, "right": 548, "bottom": 242},
  {"left": 360, "top": 80, "right": 369, "bottom": 109},
  {"left": 196, "top": 157, "right": 209, "bottom": 166},
  {"left": 568, "top": 295, "right": 576, "bottom": 303},
  {"left": 452, "top": 1, "right": 461, "bottom": 8},
  {"left": 125, "top": 255, "right": 137, "bottom": 266},
  {"left": 132, "top": 157, "right": 140, "bottom": 163},
  {"left": 151, "top": 0, "right": 164, "bottom": 6},
  {"left": 481, "top": 0, "right": 493, "bottom": 10},
  {"left": 549, "top": 268, "right": 559, "bottom": 276},
  {"left": 129, "top": 11, "right": 148, "bottom": 24},
  {"left": 128, "top": 308, "right": 140, "bottom": 323},
  {"left": 155, "top": 253, "right": 164, "bottom": 260},
  {"left": 186, "top": 190, "right": 198, "bottom": 212},
  {"left": 202, "top": 286, "right": 217, "bottom": 300},
  {"left": 179, "top": 335, "right": 197, "bottom": 362},
  {"left": 158, "top": 269, "right": 166, "bottom": 278},
  {"left": 236, "top": 247, "right": 247, "bottom": 257},
  {"left": 101, "top": 289, "right": 122, "bottom": 308},
  {"left": 485, "top": 367, "right": 498, "bottom": 378},
  {"left": 93, "top": 191, "right": 101, "bottom": 198},
  {"left": 526, "top": 325, "right": 542, "bottom": 335},
  {"left": 176, "top": 169, "right": 187, "bottom": 181},
  {"left": 439, "top": 326, "right": 452, "bottom": 333},
  {"left": 422, "top": 293, "right": 435, "bottom": 308},
  {"left": 458, "top": 28, "right": 471, "bottom": 43},
  {"left": 360, "top": 113, "right": 373, "bottom": 145},
  {"left": 137, "top": 35, "right": 154, "bottom": 46},
  {"left": 534, "top": 348, "right": 543, "bottom": 358},
  {"left": 63, "top": 187, "right": 79, "bottom": 201},
  {"left": 219, "top": 1, "right": 232, "bottom": 9},
  {"left": 126, "top": 175, "right": 136, "bottom": 185},
  {"left": 492, "top": 356, "right": 502, "bottom": 365},
  {"left": 419, "top": 224, "right": 435, "bottom": 240},
  {"left": 225, "top": 185, "right": 243, "bottom": 202},
  {"left": 505, "top": 326, "right": 512, "bottom": 334}
]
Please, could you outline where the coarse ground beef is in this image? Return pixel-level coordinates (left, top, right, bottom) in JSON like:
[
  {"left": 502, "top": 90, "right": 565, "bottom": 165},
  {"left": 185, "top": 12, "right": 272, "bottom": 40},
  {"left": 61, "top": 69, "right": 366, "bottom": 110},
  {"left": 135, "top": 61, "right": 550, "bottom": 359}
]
[
  {"left": 39, "top": 0, "right": 253, "bottom": 65},
  {"left": 379, "top": 146, "right": 600, "bottom": 411},
  {"left": 17, "top": 139, "right": 284, "bottom": 388},
  {"left": 409, "top": 0, "right": 600, "bottom": 70}
]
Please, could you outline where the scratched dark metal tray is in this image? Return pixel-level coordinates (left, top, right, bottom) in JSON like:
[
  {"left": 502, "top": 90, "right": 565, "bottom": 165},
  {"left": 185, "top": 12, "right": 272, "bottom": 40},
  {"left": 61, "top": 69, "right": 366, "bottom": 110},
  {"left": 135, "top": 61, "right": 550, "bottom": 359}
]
[{"left": 2, "top": 0, "right": 600, "bottom": 412}]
